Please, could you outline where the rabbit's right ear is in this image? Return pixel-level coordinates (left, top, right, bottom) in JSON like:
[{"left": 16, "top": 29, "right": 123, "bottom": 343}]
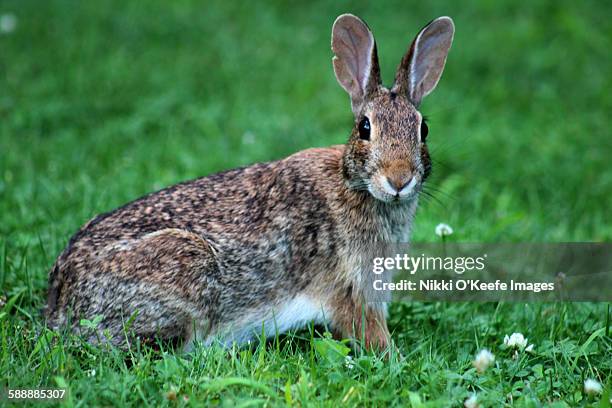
[{"left": 332, "top": 14, "right": 381, "bottom": 115}]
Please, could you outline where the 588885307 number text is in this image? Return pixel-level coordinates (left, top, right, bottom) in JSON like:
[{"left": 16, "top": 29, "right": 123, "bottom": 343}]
[{"left": 6, "top": 389, "right": 66, "bottom": 400}]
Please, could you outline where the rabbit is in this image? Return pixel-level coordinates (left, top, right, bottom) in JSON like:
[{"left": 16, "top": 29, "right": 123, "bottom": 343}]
[{"left": 45, "top": 14, "right": 454, "bottom": 352}]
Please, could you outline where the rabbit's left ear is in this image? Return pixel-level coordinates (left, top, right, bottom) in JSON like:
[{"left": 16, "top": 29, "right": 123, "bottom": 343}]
[
  {"left": 392, "top": 17, "right": 454, "bottom": 106},
  {"left": 332, "top": 14, "right": 381, "bottom": 115}
]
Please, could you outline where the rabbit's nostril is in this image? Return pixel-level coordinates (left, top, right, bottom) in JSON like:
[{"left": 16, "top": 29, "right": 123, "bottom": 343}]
[{"left": 398, "top": 177, "right": 413, "bottom": 192}]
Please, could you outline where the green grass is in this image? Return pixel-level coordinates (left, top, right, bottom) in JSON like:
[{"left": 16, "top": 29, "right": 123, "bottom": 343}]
[{"left": 0, "top": 0, "right": 611, "bottom": 406}]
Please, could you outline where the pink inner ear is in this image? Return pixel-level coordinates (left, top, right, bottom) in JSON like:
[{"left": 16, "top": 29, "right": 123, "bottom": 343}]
[
  {"left": 332, "top": 16, "right": 374, "bottom": 98},
  {"left": 408, "top": 18, "right": 454, "bottom": 103},
  {"left": 337, "top": 27, "right": 369, "bottom": 87}
]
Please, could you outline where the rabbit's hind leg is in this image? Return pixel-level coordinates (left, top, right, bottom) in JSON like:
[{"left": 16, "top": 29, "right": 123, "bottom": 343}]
[{"left": 72, "top": 228, "right": 220, "bottom": 349}]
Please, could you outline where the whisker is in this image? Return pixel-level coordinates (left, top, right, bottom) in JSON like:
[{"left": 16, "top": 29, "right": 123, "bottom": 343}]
[
  {"left": 422, "top": 183, "right": 456, "bottom": 201},
  {"left": 419, "top": 189, "right": 448, "bottom": 209}
]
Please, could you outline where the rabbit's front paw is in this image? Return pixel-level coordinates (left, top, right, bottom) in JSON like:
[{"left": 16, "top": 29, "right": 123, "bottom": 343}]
[
  {"left": 331, "top": 300, "right": 391, "bottom": 354},
  {"left": 364, "top": 325, "right": 391, "bottom": 352}
]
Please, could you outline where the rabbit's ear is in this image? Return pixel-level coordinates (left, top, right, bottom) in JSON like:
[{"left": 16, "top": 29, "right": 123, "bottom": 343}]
[
  {"left": 332, "top": 14, "right": 381, "bottom": 115},
  {"left": 392, "top": 17, "right": 454, "bottom": 106}
]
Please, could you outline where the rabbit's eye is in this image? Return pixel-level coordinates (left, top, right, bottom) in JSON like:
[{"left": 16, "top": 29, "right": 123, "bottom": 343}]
[
  {"left": 420, "top": 119, "right": 429, "bottom": 142},
  {"left": 358, "top": 117, "right": 371, "bottom": 140}
]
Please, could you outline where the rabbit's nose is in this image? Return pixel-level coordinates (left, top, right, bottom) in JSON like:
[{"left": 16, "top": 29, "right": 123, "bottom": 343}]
[{"left": 386, "top": 175, "right": 412, "bottom": 194}]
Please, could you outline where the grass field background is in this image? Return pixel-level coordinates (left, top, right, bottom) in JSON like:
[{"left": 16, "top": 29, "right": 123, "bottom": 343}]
[{"left": 0, "top": 0, "right": 610, "bottom": 406}]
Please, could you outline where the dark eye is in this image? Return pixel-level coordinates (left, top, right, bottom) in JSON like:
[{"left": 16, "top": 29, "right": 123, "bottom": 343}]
[
  {"left": 358, "top": 117, "right": 371, "bottom": 140},
  {"left": 420, "top": 119, "right": 429, "bottom": 142}
]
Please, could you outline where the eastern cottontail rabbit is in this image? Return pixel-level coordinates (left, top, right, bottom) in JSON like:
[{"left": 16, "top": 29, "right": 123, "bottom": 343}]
[{"left": 45, "top": 14, "right": 454, "bottom": 351}]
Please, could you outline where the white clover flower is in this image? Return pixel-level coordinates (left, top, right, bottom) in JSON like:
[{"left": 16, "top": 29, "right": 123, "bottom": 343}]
[
  {"left": 584, "top": 379, "right": 603, "bottom": 395},
  {"left": 525, "top": 344, "right": 534, "bottom": 353},
  {"left": 435, "top": 223, "right": 453, "bottom": 237},
  {"left": 344, "top": 355, "right": 355, "bottom": 370},
  {"left": 0, "top": 13, "right": 17, "bottom": 34},
  {"left": 503, "top": 333, "right": 528, "bottom": 349},
  {"left": 473, "top": 349, "right": 495, "bottom": 373},
  {"left": 464, "top": 394, "right": 479, "bottom": 408}
]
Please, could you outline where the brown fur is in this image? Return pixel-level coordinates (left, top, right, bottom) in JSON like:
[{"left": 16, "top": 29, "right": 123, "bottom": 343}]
[{"left": 45, "top": 14, "right": 454, "bottom": 352}]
